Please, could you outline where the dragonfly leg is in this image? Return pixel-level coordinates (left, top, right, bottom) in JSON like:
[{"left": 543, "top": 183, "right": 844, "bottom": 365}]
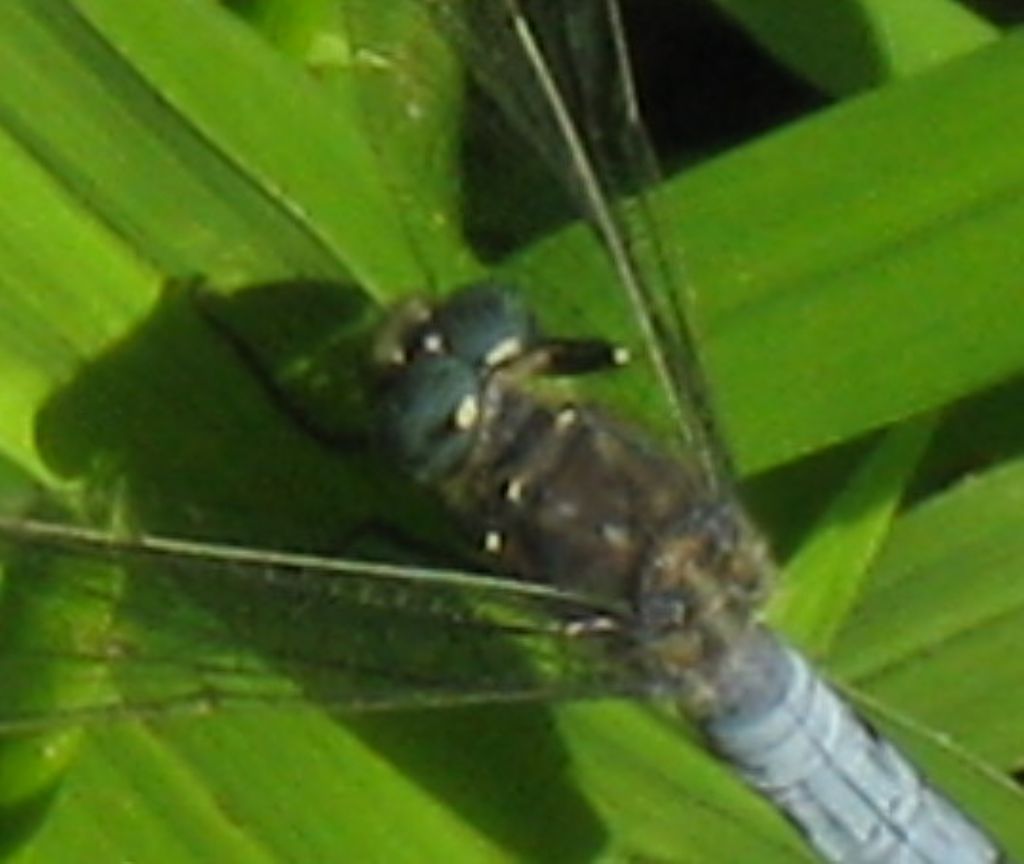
[{"left": 531, "top": 337, "right": 629, "bottom": 377}]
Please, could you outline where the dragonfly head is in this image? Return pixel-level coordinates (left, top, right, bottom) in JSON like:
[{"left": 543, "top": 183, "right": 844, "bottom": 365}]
[{"left": 371, "top": 283, "right": 538, "bottom": 482}]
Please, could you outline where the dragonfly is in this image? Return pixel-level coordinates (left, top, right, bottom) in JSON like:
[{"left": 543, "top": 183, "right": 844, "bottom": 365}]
[{"left": 0, "top": 0, "right": 1018, "bottom": 861}]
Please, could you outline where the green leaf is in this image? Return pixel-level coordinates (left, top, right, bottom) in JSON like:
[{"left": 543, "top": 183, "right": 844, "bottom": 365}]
[
  {"left": 0, "top": 1, "right": 1021, "bottom": 862},
  {"left": 712, "top": 0, "right": 997, "bottom": 94},
  {"left": 767, "top": 414, "right": 938, "bottom": 653},
  {"left": 829, "top": 457, "right": 1024, "bottom": 851}
]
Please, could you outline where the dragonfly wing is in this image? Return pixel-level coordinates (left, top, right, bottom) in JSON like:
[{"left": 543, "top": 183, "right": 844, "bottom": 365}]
[
  {"left": 0, "top": 515, "right": 643, "bottom": 732},
  {"left": 399, "top": 0, "right": 736, "bottom": 491}
]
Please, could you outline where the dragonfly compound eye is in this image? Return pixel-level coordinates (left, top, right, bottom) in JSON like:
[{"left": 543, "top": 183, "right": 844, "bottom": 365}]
[
  {"left": 433, "top": 282, "right": 537, "bottom": 370},
  {"left": 375, "top": 354, "right": 481, "bottom": 483}
]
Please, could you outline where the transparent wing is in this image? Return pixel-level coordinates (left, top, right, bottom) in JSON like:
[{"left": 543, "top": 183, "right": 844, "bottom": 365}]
[
  {"left": 325, "top": 0, "right": 482, "bottom": 295},
  {"left": 396, "top": 0, "right": 735, "bottom": 493},
  {"left": 0, "top": 514, "right": 644, "bottom": 733},
  {"left": 0, "top": 0, "right": 738, "bottom": 735}
]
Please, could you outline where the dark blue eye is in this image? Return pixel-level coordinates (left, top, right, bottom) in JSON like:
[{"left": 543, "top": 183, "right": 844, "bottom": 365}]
[
  {"left": 376, "top": 354, "right": 479, "bottom": 482},
  {"left": 434, "top": 283, "right": 536, "bottom": 369}
]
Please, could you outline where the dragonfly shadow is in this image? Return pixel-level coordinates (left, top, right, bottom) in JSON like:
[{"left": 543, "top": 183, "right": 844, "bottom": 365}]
[
  {"left": 0, "top": 782, "right": 62, "bottom": 860},
  {"left": 21, "top": 282, "right": 612, "bottom": 861}
]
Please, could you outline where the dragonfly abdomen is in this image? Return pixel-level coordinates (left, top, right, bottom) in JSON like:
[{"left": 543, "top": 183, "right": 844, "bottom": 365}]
[{"left": 706, "top": 627, "right": 1003, "bottom": 863}]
